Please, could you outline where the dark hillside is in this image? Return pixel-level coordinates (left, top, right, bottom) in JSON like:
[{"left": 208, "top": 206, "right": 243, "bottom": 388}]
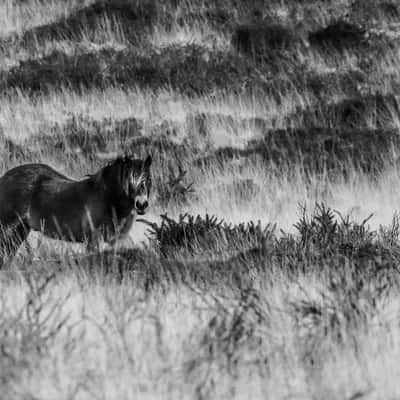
[{"left": 2, "top": 0, "right": 400, "bottom": 180}]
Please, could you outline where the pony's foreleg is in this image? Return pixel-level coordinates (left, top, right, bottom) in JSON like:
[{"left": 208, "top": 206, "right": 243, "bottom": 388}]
[
  {"left": 86, "top": 229, "right": 105, "bottom": 253},
  {"left": 0, "top": 219, "right": 30, "bottom": 268},
  {"left": 108, "top": 211, "right": 136, "bottom": 248}
]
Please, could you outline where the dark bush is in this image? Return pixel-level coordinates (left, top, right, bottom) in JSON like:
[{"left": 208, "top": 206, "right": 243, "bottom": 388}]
[
  {"left": 2, "top": 45, "right": 259, "bottom": 96},
  {"left": 194, "top": 125, "right": 400, "bottom": 176},
  {"left": 306, "top": 69, "right": 367, "bottom": 98},
  {"left": 109, "top": 45, "right": 256, "bottom": 95},
  {"left": 27, "top": 114, "right": 142, "bottom": 157},
  {"left": 2, "top": 49, "right": 110, "bottom": 93},
  {"left": 32, "top": 205, "right": 400, "bottom": 295},
  {"left": 146, "top": 213, "right": 272, "bottom": 257},
  {"left": 232, "top": 22, "right": 302, "bottom": 66},
  {"left": 290, "top": 93, "right": 400, "bottom": 129},
  {"left": 127, "top": 134, "right": 192, "bottom": 166},
  {"left": 194, "top": 147, "right": 242, "bottom": 169},
  {"left": 269, "top": 205, "right": 400, "bottom": 314},
  {"left": 245, "top": 126, "right": 400, "bottom": 175},
  {"left": 233, "top": 23, "right": 296, "bottom": 52},
  {"left": 204, "top": 7, "right": 233, "bottom": 27},
  {"left": 309, "top": 20, "right": 367, "bottom": 50},
  {"left": 113, "top": 204, "right": 400, "bottom": 293}
]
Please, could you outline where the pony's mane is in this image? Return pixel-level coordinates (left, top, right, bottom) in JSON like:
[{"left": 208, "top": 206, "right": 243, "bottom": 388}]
[
  {"left": 87, "top": 155, "right": 137, "bottom": 186},
  {"left": 106, "top": 154, "right": 135, "bottom": 168}
]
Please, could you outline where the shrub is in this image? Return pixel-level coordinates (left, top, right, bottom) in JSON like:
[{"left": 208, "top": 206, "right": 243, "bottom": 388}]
[
  {"left": 290, "top": 93, "right": 400, "bottom": 129},
  {"left": 309, "top": 20, "right": 367, "bottom": 50},
  {"left": 306, "top": 69, "right": 367, "bottom": 98},
  {"left": 2, "top": 45, "right": 258, "bottom": 96},
  {"left": 128, "top": 204, "right": 400, "bottom": 293},
  {"left": 288, "top": 206, "right": 400, "bottom": 346},
  {"left": 276, "top": 204, "right": 399, "bottom": 284},
  {"left": 194, "top": 122, "right": 400, "bottom": 175},
  {"left": 146, "top": 213, "right": 271, "bottom": 257},
  {"left": 245, "top": 126, "right": 400, "bottom": 175},
  {"left": 109, "top": 44, "right": 256, "bottom": 95},
  {"left": 2, "top": 49, "right": 109, "bottom": 93},
  {"left": 157, "top": 165, "right": 195, "bottom": 207},
  {"left": 194, "top": 147, "right": 242, "bottom": 169},
  {"left": 232, "top": 22, "right": 299, "bottom": 55}
]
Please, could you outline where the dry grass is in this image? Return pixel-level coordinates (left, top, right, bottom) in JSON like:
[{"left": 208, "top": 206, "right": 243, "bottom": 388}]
[
  {"left": 1, "top": 0, "right": 400, "bottom": 399},
  {"left": 0, "top": 0, "right": 95, "bottom": 38},
  {"left": 3, "top": 269, "right": 400, "bottom": 400}
]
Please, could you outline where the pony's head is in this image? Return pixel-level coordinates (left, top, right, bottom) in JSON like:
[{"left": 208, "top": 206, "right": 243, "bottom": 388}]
[{"left": 96, "top": 155, "right": 152, "bottom": 215}]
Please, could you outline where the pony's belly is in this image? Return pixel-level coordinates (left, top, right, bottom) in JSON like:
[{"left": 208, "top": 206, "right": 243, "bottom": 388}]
[
  {"left": 27, "top": 207, "right": 95, "bottom": 242},
  {"left": 28, "top": 216, "right": 87, "bottom": 242},
  {"left": 27, "top": 205, "right": 134, "bottom": 244}
]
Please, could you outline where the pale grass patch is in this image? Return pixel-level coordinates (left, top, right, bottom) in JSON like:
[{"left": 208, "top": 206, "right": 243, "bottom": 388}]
[
  {"left": 0, "top": 87, "right": 295, "bottom": 143},
  {"left": 0, "top": 14, "right": 129, "bottom": 72},
  {"left": 177, "top": 162, "right": 310, "bottom": 230},
  {"left": 329, "top": 168, "right": 400, "bottom": 230},
  {"left": 0, "top": 39, "right": 127, "bottom": 72},
  {"left": 2, "top": 270, "right": 400, "bottom": 399},
  {"left": 178, "top": 164, "right": 400, "bottom": 232},
  {"left": 0, "top": 87, "right": 155, "bottom": 142},
  {"left": 149, "top": 22, "right": 231, "bottom": 52},
  {"left": 0, "top": 279, "right": 218, "bottom": 399},
  {"left": 0, "top": 0, "right": 95, "bottom": 38},
  {"left": 300, "top": 47, "right": 360, "bottom": 76}
]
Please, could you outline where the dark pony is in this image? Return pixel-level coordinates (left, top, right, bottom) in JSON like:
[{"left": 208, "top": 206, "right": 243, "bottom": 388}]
[{"left": 0, "top": 155, "right": 152, "bottom": 265}]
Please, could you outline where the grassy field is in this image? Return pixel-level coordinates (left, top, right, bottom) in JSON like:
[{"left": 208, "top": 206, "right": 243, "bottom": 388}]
[{"left": 2, "top": 0, "right": 400, "bottom": 398}]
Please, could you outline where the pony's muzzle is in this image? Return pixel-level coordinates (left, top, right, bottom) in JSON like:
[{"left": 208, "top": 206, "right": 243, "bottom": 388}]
[{"left": 135, "top": 199, "right": 148, "bottom": 215}]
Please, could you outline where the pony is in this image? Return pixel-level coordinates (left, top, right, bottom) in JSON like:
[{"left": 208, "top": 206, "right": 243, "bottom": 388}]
[{"left": 0, "top": 155, "right": 152, "bottom": 265}]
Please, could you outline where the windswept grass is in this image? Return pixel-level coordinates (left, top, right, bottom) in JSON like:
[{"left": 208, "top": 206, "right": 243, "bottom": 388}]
[
  {"left": 2, "top": 0, "right": 400, "bottom": 399},
  {"left": 3, "top": 205, "right": 400, "bottom": 399},
  {"left": 0, "top": 0, "right": 95, "bottom": 38}
]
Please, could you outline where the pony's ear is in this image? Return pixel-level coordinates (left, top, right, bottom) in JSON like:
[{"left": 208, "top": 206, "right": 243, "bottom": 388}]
[{"left": 144, "top": 155, "right": 152, "bottom": 169}]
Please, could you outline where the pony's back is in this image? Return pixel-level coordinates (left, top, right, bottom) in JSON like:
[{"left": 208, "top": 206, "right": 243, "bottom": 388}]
[{"left": 0, "top": 164, "right": 73, "bottom": 225}]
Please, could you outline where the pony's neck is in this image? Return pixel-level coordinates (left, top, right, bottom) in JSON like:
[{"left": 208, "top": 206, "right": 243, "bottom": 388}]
[
  {"left": 103, "top": 184, "right": 134, "bottom": 220},
  {"left": 89, "top": 168, "right": 134, "bottom": 220},
  {"left": 109, "top": 193, "right": 134, "bottom": 219}
]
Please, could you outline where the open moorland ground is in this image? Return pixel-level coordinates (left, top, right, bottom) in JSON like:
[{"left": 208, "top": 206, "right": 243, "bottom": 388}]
[{"left": 3, "top": 0, "right": 400, "bottom": 398}]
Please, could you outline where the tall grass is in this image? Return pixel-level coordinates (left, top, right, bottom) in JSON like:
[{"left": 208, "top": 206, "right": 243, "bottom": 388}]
[
  {"left": 1, "top": 0, "right": 400, "bottom": 398},
  {"left": 0, "top": 0, "right": 95, "bottom": 38}
]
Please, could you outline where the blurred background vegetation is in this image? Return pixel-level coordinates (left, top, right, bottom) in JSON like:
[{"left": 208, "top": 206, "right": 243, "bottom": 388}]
[{"left": 2, "top": 1, "right": 400, "bottom": 399}]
